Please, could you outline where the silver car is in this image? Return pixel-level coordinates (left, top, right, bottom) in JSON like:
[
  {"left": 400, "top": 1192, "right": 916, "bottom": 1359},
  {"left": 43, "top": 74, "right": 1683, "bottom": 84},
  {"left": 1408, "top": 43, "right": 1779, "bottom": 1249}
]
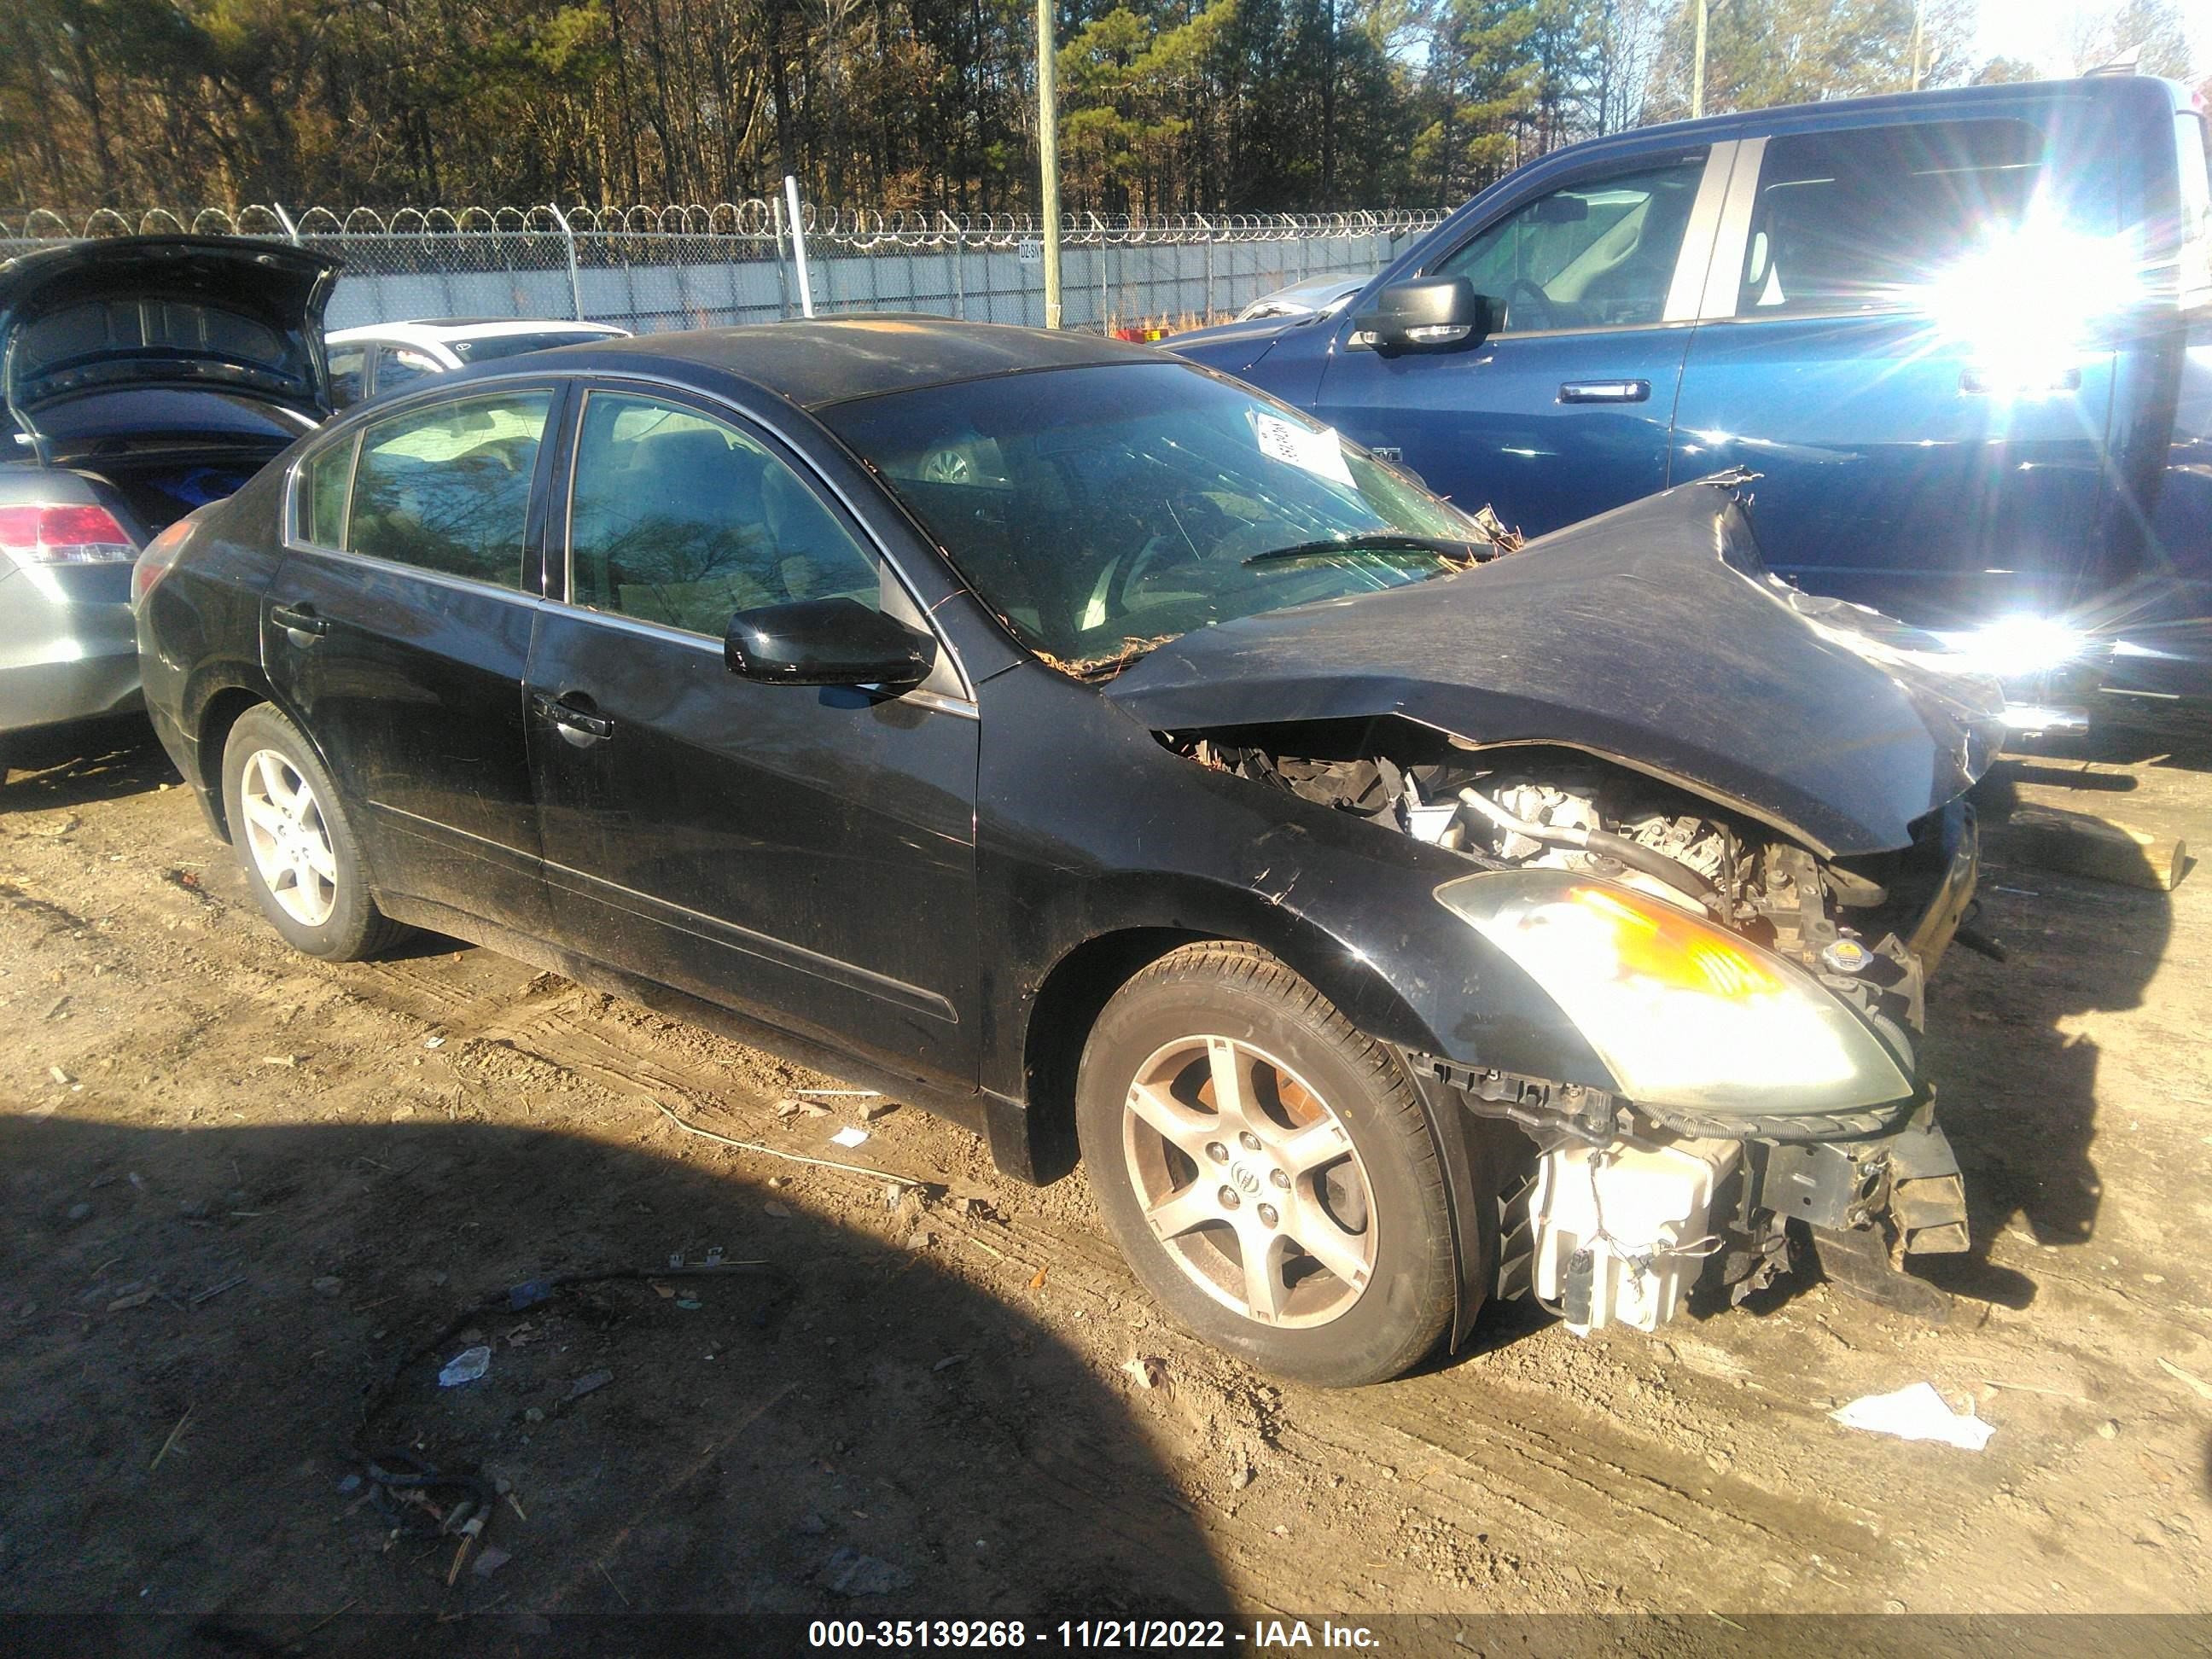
[{"left": 0, "top": 236, "right": 341, "bottom": 777}]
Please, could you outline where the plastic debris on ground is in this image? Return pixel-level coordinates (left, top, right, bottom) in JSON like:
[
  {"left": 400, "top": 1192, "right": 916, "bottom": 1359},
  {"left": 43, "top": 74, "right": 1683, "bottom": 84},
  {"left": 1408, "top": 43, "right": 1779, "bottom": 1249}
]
[
  {"left": 829, "top": 1126, "right": 870, "bottom": 1149},
  {"left": 1830, "top": 1382, "right": 1994, "bottom": 1450},
  {"left": 507, "top": 1278, "right": 555, "bottom": 1311},
  {"left": 438, "top": 1345, "right": 493, "bottom": 1388},
  {"left": 1122, "top": 1355, "right": 1169, "bottom": 1390}
]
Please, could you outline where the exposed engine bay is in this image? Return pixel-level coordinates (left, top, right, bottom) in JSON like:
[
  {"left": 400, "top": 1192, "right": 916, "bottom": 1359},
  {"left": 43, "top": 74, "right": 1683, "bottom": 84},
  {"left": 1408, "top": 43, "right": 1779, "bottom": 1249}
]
[{"left": 1162, "top": 715, "right": 1978, "bottom": 1336}]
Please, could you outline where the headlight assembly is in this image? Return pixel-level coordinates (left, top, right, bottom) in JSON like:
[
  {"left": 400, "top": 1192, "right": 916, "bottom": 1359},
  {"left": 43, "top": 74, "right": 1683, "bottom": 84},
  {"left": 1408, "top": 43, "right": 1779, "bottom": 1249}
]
[{"left": 1435, "top": 870, "right": 1912, "bottom": 1115}]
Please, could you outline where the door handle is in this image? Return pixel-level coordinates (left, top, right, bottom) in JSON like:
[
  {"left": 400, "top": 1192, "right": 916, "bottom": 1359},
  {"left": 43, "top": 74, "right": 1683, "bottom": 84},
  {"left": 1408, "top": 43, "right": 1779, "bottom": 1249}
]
[
  {"left": 270, "top": 602, "right": 330, "bottom": 643},
  {"left": 1558, "top": 379, "right": 1650, "bottom": 404},
  {"left": 535, "top": 693, "right": 614, "bottom": 745}
]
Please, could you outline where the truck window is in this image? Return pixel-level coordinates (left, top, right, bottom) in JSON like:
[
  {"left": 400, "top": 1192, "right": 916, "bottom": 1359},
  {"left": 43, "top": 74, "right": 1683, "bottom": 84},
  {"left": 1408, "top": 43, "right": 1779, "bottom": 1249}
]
[
  {"left": 2177, "top": 112, "right": 2210, "bottom": 311},
  {"left": 1436, "top": 152, "right": 1709, "bottom": 333},
  {"left": 1737, "top": 119, "right": 2051, "bottom": 317}
]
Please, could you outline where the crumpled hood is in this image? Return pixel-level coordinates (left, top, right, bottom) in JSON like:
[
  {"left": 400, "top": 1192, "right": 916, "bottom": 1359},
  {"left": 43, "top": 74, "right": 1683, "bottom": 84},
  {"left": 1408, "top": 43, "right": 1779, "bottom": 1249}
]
[{"left": 1103, "top": 478, "right": 2005, "bottom": 857}]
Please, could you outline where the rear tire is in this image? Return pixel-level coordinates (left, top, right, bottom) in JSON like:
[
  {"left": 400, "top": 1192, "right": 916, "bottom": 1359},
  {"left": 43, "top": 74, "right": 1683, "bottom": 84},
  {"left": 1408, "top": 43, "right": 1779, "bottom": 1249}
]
[
  {"left": 221, "top": 704, "right": 406, "bottom": 961},
  {"left": 1076, "top": 941, "right": 1456, "bottom": 1386}
]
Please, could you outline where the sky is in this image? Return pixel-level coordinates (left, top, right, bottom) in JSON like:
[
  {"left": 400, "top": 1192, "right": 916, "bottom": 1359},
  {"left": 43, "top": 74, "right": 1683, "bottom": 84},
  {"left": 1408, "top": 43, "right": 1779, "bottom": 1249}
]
[{"left": 1975, "top": 0, "right": 2212, "bottom": 79}]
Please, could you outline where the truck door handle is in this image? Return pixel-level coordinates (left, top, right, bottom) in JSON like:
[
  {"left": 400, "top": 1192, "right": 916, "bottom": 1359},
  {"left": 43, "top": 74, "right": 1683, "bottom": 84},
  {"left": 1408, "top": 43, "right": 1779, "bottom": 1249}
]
[
  {"left": 1558, "top": 379, "right": 1650, "bottom": 404},
  {"left": 270, "top": 602, "right": 329, "bottom": 643},
  {"left": 536, "top": 693, "right": 614, "bottom": 745}
]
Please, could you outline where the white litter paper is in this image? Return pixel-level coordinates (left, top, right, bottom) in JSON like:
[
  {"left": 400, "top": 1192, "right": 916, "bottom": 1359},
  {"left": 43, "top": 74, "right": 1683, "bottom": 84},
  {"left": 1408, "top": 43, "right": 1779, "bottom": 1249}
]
[
  {"left": 829, "top": 1125, "right": 870, "bottom": 1149},
  {"left": 1831, "top": 1382, "right": 1994, "bottom": 1451},
  {"left": 1250, "top": 412, "right": 1355, "bottom": 487}
]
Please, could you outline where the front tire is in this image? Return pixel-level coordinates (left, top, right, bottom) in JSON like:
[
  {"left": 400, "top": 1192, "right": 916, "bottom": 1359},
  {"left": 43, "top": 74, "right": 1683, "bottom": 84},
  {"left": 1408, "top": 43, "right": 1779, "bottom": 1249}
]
[
  {"left": 1076, "top": 941, "right": 1456, "bottom": 1386},
  {"left": 221, "top": 705, "right": 405, "bottom": 961}
]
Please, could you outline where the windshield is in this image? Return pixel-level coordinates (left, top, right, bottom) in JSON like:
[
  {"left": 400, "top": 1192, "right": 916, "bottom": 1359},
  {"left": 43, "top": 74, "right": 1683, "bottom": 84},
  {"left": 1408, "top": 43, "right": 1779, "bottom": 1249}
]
[
  {"left": 451, "top": 330, "right": 620, "bottom": 363},
  {"left": 821, "top": 362, "right": 1488, "bottom": 673}
]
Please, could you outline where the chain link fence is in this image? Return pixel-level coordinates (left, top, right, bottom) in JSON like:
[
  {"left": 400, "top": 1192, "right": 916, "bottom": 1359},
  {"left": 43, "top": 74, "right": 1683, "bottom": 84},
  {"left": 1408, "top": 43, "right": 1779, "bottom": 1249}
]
[{"left": 0, "top": 201, "right": 1445, "bottom": 335}]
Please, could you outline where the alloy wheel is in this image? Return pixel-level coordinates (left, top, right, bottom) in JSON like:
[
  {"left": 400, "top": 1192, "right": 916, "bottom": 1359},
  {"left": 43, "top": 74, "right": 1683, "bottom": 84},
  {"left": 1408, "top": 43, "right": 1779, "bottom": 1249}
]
[
  {"left": 238, "top": 748, "right": 339, "bottom": 928},
  {"left": 1121, "top": 1034, "right": 1378, "bottom": 1329}
]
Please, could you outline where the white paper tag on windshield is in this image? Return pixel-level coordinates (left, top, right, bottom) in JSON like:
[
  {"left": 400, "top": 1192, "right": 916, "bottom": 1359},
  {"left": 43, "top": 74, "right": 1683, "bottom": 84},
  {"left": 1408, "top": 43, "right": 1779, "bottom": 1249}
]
[{"left": 1251, "top": 411, "right": 1354, "bottom": 487}]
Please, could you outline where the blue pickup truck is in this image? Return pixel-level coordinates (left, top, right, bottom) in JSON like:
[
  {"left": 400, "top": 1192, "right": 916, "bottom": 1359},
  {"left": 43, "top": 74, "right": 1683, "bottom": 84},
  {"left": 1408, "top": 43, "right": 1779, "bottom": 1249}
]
[{"left": 1174, "top": 74, "right": 2212, "bottom": 725}]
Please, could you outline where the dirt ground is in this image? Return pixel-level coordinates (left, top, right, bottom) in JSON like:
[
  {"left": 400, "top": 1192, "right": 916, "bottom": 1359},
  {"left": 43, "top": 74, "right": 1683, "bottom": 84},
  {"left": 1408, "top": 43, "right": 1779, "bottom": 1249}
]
[{"left": 3, "top": 709, "right": 2209, "bottom": 1643}]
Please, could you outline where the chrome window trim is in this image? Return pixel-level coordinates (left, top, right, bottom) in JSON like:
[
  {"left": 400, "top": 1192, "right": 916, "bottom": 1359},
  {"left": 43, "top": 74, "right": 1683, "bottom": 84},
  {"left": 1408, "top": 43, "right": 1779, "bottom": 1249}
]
[
  {"left": 1701, "top": 135, "right": 1769, "bottom": 320},
  {"left": 519, "top": 598, "right": 978, "bottom": 722},
  {"left": 553, "top": 372, "right": 977, "bottom": 710},
  {"left": 269, "top": 538, "right": 555, "bottom": 609}
]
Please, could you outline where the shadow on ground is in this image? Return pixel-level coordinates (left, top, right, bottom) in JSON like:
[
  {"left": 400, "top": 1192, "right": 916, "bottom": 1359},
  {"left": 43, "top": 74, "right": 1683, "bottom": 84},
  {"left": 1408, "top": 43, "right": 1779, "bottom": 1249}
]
[
  {"left": 1911, "top": 716, "right": 2190, "bottom": 1310},
  {"left": 0, "top": 1111, "right": 1228, "bottom": 1642}
]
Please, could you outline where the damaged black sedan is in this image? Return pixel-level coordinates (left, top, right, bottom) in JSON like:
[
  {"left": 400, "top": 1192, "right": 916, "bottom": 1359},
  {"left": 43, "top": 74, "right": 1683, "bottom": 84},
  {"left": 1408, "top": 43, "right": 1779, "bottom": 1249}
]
[{"left": 137, "top": 320, "right": 2000, "bottom": 1385}]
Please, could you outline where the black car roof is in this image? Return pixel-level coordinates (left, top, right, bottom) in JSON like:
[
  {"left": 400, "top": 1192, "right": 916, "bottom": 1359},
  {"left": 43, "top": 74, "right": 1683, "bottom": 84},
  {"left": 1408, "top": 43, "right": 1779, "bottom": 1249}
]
[{"left": 518, "top": 316, "right": 1164, "bottom": 410}]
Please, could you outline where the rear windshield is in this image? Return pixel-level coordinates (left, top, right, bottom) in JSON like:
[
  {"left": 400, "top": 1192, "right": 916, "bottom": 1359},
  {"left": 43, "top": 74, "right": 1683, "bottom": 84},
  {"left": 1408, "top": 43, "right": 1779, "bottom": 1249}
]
[{"left": 451, "top": 331, "right": 615, "bottom": 364}]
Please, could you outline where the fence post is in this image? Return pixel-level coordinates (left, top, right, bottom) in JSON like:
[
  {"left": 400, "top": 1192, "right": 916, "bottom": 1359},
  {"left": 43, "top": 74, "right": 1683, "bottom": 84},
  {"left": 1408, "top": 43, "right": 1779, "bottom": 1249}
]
[
  {"left": 1090, "top": 213, "right": 1108, "bottom": 331},
  {"left": 941, "top": 212, "right": 963, "bottom": 320},
  {"left": 547, "top": 203, "right": 585, "bottom": 320},
  {"left": 271, "top": 202, "right": 301, "bottom": 246},
  {"left": 1196, "top": 213, "right": 1214, "bottom": 323},
  {"left": 783, "top": 176, "right": 815, "bottom": 317}
]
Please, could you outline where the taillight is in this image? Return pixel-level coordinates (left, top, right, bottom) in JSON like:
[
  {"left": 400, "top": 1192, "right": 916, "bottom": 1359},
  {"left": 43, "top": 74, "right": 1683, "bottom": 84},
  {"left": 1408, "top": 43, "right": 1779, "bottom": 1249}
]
[
  {"left": 131, "top": 510, "right": 204, "bottom": 610},
  {"left": 0, "top": 503, "right": 137, "bottom": 570}
]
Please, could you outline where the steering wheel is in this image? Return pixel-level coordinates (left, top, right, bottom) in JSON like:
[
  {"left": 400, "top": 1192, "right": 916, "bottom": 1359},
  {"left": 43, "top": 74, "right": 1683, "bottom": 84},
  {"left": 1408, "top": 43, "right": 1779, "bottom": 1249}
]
[{"left": 1506, "top": 278, "right": 1556, "bottom": 333}]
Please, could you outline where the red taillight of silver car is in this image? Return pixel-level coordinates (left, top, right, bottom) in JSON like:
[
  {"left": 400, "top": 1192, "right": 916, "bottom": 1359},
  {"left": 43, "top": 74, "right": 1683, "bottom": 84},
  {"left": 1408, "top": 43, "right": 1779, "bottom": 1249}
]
[{"left": 0, "top": 503, "right": 138, "bottom": 571}]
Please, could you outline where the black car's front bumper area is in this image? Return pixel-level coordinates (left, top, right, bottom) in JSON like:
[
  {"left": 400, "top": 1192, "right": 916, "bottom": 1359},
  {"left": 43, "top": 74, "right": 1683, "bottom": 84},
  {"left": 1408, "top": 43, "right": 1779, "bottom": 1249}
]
[{"left": 1751, "top": 1101, "right": 1970, "bottom": 1255}]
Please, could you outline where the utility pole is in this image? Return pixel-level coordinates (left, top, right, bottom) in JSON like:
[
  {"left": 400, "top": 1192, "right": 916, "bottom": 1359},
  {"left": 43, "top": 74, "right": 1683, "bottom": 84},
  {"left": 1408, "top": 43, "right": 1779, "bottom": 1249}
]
[
  {"left": 1037, "top": 0, "right": 1063, "bottom": 329},
  {"left": 1691, "top": 0, "right": 1708, "bottom": 120},
  {"left": 1910, "top": 0, "right": 1926, "bottom": 90}
]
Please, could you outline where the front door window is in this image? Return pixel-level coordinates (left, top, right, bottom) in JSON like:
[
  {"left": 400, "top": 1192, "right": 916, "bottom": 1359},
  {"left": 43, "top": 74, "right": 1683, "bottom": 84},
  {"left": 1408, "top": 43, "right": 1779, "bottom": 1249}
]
[
  {"left": 566, "top": 391, "right": 882, "bottom": 637},
  {"left": 1436, "top": 153, "right": 1710, "bottom": 333}
]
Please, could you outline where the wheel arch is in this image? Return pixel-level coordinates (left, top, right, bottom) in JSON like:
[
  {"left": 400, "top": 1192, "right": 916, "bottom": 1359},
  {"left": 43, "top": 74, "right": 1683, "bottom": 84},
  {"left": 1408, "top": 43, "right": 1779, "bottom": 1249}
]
[
  {"left": 189, "top": 670, "right": 277, "bottom": 841},
  {"left": 1009, "top": 879, "right": 1453, "bottom": 1184}
]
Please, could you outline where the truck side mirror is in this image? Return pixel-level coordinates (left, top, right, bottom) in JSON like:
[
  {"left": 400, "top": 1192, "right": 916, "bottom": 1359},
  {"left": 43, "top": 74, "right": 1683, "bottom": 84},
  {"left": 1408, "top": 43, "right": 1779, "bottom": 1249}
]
[{"left": 1349, "top": 275, "right": 1493, "bottom": 352}]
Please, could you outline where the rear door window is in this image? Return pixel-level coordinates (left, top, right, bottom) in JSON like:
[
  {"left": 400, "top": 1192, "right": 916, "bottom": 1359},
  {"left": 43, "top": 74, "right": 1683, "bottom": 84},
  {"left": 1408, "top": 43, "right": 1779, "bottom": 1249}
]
[
  {"left": 344, "top": 391, "right": 552, "bottom": 588},
  {"left": 296, "top": 434, "right": 358, "bottom": 548},
  {"left": 1735, "top": 119, "right": 2050, "bottom": 317},
  {"left": 327, "top": 346, "right": 365, "bottom": 409}
]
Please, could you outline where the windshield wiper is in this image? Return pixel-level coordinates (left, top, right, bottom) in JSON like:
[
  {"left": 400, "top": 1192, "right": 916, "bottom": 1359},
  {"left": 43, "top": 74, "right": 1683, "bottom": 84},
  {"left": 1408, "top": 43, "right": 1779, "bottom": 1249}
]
[{"left": 1241, "top": 533, "right": 1488, "bottom": 567}]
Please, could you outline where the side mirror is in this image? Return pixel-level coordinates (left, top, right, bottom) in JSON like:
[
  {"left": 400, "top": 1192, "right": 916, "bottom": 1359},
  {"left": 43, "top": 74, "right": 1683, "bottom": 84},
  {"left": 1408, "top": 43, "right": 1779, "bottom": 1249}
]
[
  {"left": 725, "top": 597, "right": 937, "bottom": 690},
  {"left": 1349, "top": 275, "right": 1494, "bottom": 352}
]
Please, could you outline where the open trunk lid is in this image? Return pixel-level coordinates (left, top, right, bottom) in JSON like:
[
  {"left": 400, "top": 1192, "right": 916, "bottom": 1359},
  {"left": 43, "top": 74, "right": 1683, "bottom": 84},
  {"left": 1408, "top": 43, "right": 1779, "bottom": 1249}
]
[{"left": 0, "top": 236, "right": 342, "bottom": 462}]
